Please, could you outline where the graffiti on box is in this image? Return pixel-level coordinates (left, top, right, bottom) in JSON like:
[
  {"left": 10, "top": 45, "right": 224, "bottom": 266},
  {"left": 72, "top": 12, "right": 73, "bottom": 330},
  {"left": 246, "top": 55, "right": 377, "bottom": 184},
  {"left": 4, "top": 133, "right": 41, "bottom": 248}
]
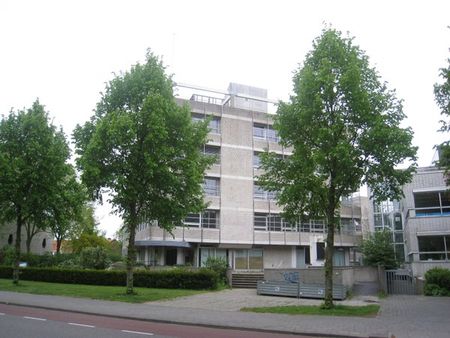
[{"left": 281, "top": 271, "right": 299, "bottom": 283}]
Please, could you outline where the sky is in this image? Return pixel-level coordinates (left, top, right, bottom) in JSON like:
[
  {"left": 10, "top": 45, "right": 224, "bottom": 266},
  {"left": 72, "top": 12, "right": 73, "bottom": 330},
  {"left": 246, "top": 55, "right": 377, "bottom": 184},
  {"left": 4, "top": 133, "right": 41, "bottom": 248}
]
[{"left": 0, "top": 0, "right": 449, "bottom": 237}]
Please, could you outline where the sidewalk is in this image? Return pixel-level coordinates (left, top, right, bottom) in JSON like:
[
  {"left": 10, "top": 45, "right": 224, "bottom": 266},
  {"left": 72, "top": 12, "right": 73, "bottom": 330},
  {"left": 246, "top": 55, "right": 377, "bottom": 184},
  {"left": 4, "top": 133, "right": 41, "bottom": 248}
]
[{"left": 1, "top": 289, "right": 449, "bottom": 338}]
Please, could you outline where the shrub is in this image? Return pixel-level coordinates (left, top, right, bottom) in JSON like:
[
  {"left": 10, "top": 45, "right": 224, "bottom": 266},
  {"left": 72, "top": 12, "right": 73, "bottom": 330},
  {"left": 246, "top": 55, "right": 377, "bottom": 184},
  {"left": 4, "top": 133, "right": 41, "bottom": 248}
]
[
  {"left": 204, "top": 257, "right": 228, "bottom": 284},
  {"left": 0, "top": 265, "right": 218, "bottom": 290},
  {"left": 424, "top": 267, "right": 450, "bottom": 296},
  {"left": 0, "top": 246, "right": 16, "bottom": 266},
  {"left": 79, "top": 247, "right": 109, "bottom": 270}
]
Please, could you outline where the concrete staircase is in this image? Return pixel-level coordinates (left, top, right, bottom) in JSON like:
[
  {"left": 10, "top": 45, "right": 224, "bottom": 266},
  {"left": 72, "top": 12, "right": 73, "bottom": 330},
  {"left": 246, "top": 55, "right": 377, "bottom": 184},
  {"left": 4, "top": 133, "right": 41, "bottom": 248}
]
[{"left": 231, "top": 273, "right": 264, "bottom": 288}]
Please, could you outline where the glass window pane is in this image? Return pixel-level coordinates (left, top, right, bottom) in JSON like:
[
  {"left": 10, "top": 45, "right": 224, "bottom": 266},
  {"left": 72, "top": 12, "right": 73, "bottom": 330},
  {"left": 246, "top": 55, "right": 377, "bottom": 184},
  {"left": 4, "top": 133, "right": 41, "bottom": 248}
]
[
  {"left": 253, "top": 152, "right": 261, "bottom": 168},
  {"left": 234, "top": 250, "right": 248, "bottom": 270},
  {"left": 418, "top": 236, "right": 445, "bottom": 252},
  {"left": 253, "top": 124, "right": 266, "bottom": 139},
  {"left": 203, "top": 178, "right": 219, "bottom": 196},
  {"left": 414, "top": 192, "right": 441, "bottom": 215},
  {"left": 202, "top": 210, "right": 218, "bottom": 228},
  {"left": 248, "top": 249, "right": 263, "bottom": 270},
  {"left": 184, "top": 213, "right": 200, "bottom": 227},
  {"left": 394, "top": 232, "right": 403, "bottom": 243},
  {"left": 268, "top": 214, "right": 282, "bottom": 231},
  {"left": 254, "top": 213, "right": 267, "bottom": 231},
  {"left": 316, "top": 242, "right": 325, "bottom": 260}
]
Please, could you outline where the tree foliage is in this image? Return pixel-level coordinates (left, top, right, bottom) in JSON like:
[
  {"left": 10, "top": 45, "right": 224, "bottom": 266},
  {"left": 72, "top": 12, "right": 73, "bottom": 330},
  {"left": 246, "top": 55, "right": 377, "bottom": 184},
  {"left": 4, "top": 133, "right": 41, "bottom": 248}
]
[
  {"left": 48, "top": 166, "right": 86, "bottom": 253},
  {"left": 74, "top": 51, "right": 212, "bottom": 294},
  {"left": 0, "top": 100, "right": 71, "bottom": 283},
  {"left": 260, "top": 28, "right": 417, "bottom": 308},
  {"left": 360, "top": 230, "right": 397, "bottom": 269},
  {"left": 434, "top": 49, "right": 450, "bottom": 179}
]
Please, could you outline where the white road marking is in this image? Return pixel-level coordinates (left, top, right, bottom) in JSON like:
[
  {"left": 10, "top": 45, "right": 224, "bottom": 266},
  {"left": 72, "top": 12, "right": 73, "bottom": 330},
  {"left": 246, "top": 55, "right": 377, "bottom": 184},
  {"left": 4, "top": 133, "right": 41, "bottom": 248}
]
[
  {"left": 121, "top": 330, "right": 154, "bottom": 336},
  {"left": 24, "top": 316, "right": 47, "bottom": 321},
  {"left": 68, "top": 322, "right": 95, "bottom": 328},
  {"left": 0, "top": 313, "right": 5, "bottom": 316}
]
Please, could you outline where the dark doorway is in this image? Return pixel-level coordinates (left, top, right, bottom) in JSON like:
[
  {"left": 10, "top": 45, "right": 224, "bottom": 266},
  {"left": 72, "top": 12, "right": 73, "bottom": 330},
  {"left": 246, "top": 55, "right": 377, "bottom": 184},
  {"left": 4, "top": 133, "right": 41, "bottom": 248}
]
[{"left": 165, "top": 249, "right": 177, "bottom": 266}]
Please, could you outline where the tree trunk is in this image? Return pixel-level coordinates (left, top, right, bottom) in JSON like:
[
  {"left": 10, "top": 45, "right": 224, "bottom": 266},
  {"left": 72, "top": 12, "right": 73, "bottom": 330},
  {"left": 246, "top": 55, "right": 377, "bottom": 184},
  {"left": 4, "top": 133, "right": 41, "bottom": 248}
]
[
  {"left": 324, "top": 219, "right": 335, "bottom": 308},
  {"left": 323, "top": 181, "right": 337, "bottom": 309},
  {"left": 126, "top": 217, "right": 137, "bottom": 295},
  {"left": 56, "top": 238, "right": 62, "bottom": 254},
  {"left": 13, "top": 213, "right": 23, "bottom": 285},
  {"left": 25, "top": 222, "right": 37, "bottom": 254}
]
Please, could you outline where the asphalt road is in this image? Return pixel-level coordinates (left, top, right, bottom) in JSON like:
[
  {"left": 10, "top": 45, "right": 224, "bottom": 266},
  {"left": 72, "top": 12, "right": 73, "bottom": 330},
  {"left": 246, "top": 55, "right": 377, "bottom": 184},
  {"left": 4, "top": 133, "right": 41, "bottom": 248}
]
[{"left": 0, "top": 304, "right": 323, "bottom": 338}]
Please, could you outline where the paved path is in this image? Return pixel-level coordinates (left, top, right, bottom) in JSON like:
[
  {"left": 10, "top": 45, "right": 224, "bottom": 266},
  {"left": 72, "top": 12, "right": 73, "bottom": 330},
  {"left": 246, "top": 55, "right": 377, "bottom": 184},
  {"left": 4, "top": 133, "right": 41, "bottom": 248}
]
[
  {"left": 1, "top": 289, "right": 449, "bottom": 338},
  {"left": 150, "top": 288, "right": 378, "bottom": 311}
]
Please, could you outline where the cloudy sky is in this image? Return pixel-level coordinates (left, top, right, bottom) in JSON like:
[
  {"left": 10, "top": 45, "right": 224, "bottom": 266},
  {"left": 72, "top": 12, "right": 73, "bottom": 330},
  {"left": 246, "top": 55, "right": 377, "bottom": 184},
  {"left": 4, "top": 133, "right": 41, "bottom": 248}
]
[{"left": 1, "top": 0, "right": 449, "bottom": 236}]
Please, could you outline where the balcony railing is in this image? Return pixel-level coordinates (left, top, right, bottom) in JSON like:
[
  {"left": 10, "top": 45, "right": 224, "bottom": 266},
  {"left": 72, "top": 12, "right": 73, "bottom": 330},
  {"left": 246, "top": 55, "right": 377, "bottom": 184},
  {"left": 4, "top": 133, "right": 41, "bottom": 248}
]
[{"left": 406, "top": 206, "right": 450, "bottom": 219}]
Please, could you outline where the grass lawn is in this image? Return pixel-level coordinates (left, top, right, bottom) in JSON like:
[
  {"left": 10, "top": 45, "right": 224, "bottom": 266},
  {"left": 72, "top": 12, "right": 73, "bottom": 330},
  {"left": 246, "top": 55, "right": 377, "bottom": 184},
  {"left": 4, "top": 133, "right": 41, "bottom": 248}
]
[
  {"left": 0, "top": 278, "right": 207, "bottom": 303},
  {"left": 241, "top": 304, "right": 380, "bottom": 317}
]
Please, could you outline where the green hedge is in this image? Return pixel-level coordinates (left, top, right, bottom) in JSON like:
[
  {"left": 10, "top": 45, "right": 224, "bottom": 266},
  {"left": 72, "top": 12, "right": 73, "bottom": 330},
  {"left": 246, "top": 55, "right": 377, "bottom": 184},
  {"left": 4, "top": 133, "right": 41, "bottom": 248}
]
[
  {"left": 0, "top": 266, "right": 218, "bottom": 290},
  {"left": 424, "top": 267, "right": 450, "bottom": 296}
]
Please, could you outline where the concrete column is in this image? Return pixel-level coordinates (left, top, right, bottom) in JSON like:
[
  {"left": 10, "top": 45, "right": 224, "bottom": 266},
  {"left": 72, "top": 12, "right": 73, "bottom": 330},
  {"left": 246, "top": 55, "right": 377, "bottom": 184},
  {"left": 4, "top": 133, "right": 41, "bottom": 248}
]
[{"left": 176, "top": 248, "right": 185, "bottom": 265}]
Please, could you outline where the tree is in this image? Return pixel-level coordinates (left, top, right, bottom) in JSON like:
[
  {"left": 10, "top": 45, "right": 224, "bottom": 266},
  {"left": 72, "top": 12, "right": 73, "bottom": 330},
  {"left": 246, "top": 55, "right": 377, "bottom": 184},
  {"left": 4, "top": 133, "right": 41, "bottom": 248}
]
[
  {"left": 0, "top": 100, "right": 70, "bottom": 284},
  {"left": 434, "top": 47, "right": 450, "bottom": 179},
  {"left": 360, "top": 230, "right": 397, "bottom": 269},
  {"left": 74, "top": 51, "right": 212, "bottom": 294},
  {"left": 48, "top": 166, "right": 86, "bottom": 254},
  {"left": 260, "top": 28, "right": 417, "bottom": 308}
]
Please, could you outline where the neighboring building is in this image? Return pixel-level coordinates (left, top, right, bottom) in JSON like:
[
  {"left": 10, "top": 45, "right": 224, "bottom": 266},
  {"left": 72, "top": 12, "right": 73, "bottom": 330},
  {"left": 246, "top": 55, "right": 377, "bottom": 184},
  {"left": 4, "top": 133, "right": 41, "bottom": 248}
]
[
  {"left": 134, "top": 83, "right": 367, "bottom": 271},
  {"left": 370, "top": 166, "right": 450, "bottom": 277},
  {"left": 400, "top": 166, "right": 450, "bottom": 277},
  {"left": 0, "top": 223, "right": 52, "bottom": 255}
]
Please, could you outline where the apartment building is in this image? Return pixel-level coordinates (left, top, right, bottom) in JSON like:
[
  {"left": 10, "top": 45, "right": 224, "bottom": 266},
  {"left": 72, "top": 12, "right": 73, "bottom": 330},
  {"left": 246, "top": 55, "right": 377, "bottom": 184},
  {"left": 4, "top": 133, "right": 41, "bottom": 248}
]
[
  {"left": 400, "top": 166, "right": 450, "bottom": 276},
  {"left": 134, "top": 83, "right": 367, "bottom": 271},
  {"left": 369, "top": 166, "right": 450, "bottom": 277}
]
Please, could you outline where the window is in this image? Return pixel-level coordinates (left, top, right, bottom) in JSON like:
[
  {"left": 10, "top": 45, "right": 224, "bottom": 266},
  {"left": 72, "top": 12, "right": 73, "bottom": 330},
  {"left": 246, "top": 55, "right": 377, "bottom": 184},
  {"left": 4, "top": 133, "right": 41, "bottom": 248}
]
[
  {"left": 184, "top": 210, "right": 219, "bottom": 229},
  {"left": 202, "top": 210, "right": 219, "bottom": 228},
  {"left": 267, "top": 214, "right": 282, "bottom": 231},
  {"left": 253, "top": 152, "right": 261, "bottom": 168},
  {"left": 199, "top": 247, "right": 227, "bottom": 267},
  {"left": 192, "top": 113, "right": 221, "bottom": 134},
  {"left": 7, "top": 234, "right": 13, "bottom": 245},
  {"left": 203, "top": 145, "right": 220, "bottom": 164},
  {"left": 253, "top": 213, "right": 288, "bottom": 231},
  {"left": 414, "top": 191, "right": 450, "bottom": 216},
  {"left": 254, "top": 213, "right": 268, "bottom": 231},
  {"left": 42, "top": 238, "right": 46, "bottom": 249},
  {"left": 253, "top": 123, "right": 279, "bottom": 142},
  {"left": 316, "top": 242, "right": 325, "bottom": 260},
  {"left": 418, "top": 235, "right": 449, "bottom": 261},
  {"left": 203, "top": 177, "right": 220, "bottom": 196},
  {"left": 234, "top": 249, "right": 263, "bottom": 270},
  {"left": 253, "top": 184, "right": 276, "bottom": 200}
]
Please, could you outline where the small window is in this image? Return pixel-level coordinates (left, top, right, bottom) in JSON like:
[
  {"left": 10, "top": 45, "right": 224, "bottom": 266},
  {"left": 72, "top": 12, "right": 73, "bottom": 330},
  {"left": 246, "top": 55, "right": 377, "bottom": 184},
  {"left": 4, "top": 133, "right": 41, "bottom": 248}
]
[
  {"left": 253, "top": 152, "right": 261, "bottom": 168},
  {"left": 316, "top": 242, "right": 325, "bottom": 260},
  {"left": 42, "top": 238, "right": 47, "bottom": 248},
  {"left": 204, "top": 145, "right": 220, "bottom": 164},
  {"left": 203, "top": 177, "right": 220, "bottom": 196},
  {"left": 8, "top": 234, "right": 13, "bottom": 245}
]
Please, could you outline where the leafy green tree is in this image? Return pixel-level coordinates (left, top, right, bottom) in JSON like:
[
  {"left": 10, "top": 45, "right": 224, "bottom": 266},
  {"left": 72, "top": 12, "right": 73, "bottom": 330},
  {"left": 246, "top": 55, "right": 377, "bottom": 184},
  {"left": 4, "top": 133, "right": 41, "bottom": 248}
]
[
  {"left": 260, "top": 29, "right": 417, "bottom": 308},
  {"left": 434, "top": 48, "right": 450, "bottom": 178},
  {"left": 0, "top": 100, "right": 71, "bottom": 283},
  {"left": 74, "top": 51, "right": 212, "bottom": 294},
  {"left": 48, "top": 165, "right": 86, "bottom": 253},
  {"left": 360, "top": 230, "right": 397, "bottom": 269}
]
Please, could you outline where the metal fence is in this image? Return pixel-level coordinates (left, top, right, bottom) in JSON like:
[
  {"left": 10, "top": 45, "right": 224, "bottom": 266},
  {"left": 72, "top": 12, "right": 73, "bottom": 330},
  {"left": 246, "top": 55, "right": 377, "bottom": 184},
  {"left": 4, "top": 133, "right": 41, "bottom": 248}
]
[
  {"left": 385, "top": 269, "right": 416, "bottom": 295},
  {"left": 257, "top": 280, "right": 347, "bottom": 300}
]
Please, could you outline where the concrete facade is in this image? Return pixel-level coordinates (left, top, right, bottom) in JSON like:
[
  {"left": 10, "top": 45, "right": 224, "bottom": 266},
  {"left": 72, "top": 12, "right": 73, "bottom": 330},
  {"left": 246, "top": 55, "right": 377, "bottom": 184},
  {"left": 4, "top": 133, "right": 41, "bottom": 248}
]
[
  {"left": 370, "top": 166, "right": 450, "bottom": 277},
  {"left": 135, "top": 83, "right": 367, "bottom": 271},
  {"left": 400, "top": 166, "right": 450, "bottom": 276},
  {"left": 0, "top": 223, "right": 52, "bottom": 255}
]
